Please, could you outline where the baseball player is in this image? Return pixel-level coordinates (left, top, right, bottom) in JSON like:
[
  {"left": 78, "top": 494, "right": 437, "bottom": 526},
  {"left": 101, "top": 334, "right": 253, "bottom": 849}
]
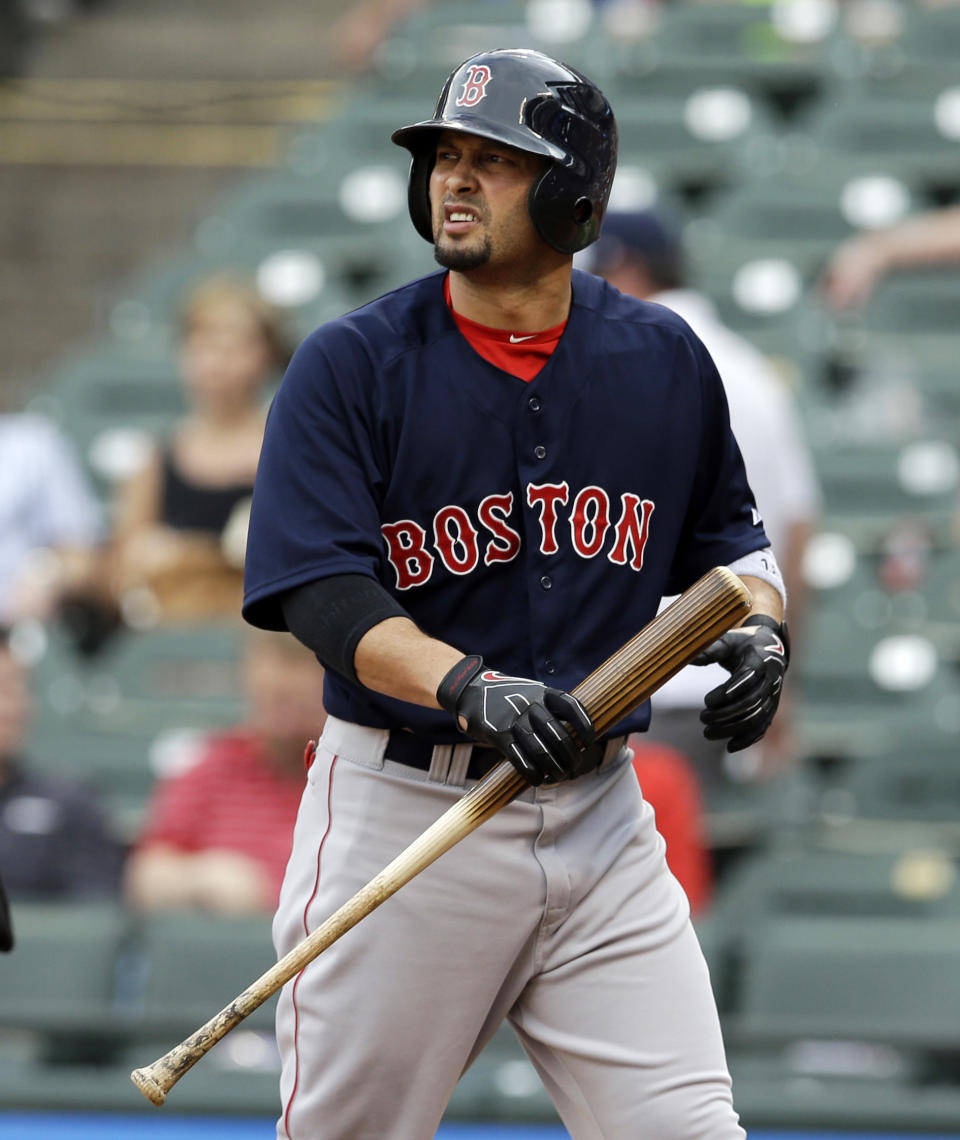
[{"left": 243, "top": 48, "right": 788, "bottom": 1140}]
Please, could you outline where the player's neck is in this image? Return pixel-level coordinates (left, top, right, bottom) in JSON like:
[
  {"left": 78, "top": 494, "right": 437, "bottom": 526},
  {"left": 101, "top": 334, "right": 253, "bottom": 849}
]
[{"left": 447, "top": 261, "right": 572, "bottom": 332}]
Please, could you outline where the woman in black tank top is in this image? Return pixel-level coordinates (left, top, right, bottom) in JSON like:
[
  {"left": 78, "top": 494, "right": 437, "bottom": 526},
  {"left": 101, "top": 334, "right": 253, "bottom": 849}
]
[{"left": 109, "top": 277, "right": 291, "bottom": 623}]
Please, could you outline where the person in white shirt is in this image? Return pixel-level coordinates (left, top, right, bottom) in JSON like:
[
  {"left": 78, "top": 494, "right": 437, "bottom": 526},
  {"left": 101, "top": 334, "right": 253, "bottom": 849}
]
[
  {"left": 590, "top": 209, "right": 820, "bottom": 788},
  {"left": 0, "top": 412, "right": 106, "bottom": 626}
]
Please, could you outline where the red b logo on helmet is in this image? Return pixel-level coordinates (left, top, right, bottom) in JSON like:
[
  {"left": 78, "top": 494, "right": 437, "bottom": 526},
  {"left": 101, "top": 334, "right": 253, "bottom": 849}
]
[{"left": 455, "top": 65, "right": 492, "bottom": 108}]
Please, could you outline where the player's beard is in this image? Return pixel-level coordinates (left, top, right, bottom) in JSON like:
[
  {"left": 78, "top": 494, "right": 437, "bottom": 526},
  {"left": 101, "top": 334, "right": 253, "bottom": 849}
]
[{"left": 433, "top": 234, "right": 492, "bottom": 271}]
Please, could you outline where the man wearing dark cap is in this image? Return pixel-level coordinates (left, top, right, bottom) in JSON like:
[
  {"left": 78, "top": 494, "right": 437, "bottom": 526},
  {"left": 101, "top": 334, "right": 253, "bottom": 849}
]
[{"left": 591, "top": 208, "right": 820, "bottom": 786}]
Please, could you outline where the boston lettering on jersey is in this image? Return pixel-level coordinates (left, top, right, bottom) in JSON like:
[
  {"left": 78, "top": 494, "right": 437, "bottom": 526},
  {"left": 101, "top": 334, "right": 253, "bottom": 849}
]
[
  {"left": 243, "top": 269, "right": 768, "bottom": 738},
  {"left": 383, "top": 483, "right": 655, "bottom": 590}
]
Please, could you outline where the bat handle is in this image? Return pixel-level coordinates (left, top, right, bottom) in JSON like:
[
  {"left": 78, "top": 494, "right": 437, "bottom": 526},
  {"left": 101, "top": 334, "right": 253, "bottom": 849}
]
[
  {"left": 130, "top": 1017, "right": 227, "bottom": 1105},
  {"left": 130, "top": 1065, "right": 171, "bottom": 1107}
]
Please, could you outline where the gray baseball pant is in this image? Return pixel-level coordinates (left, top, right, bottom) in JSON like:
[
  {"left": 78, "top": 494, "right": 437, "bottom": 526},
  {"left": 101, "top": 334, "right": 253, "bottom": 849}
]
[{"left": 272, "top": 715, "right": 745, "bottom": 1140}]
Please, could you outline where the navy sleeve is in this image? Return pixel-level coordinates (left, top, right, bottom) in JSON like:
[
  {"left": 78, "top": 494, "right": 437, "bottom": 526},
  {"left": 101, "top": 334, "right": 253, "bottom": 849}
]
[
  {"left": 243, "top": 326, "right": 390, "bottom": 630},
  {"left": 664, "top": 332, "right": 768, "bottom": 595}
]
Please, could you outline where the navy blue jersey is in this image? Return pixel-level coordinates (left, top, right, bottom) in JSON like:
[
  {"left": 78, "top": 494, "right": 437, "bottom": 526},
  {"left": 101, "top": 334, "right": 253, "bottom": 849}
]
[{"left": 243, "top": 268, "right": 768, "bottom": 738}]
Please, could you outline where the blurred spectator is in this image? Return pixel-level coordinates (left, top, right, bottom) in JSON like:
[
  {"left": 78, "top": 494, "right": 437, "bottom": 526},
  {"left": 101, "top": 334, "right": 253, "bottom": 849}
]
[
  {"left": 125, "top": 630, "right": 325, "bottom": 915},
  {"left": 590, "top": 209, "right": 820, "bottom": 785},
  {"left": 0, "top": 410, "right": 107, "bottom": 630},
  {"left": 328, "top": 0, "right": 429, "bottom": 73},
  {"left": 822, "top": 204, "right": 960, "bottom": 311},
  {"left": 109, "top": 275, "right": 291, "bottom": 626},
  {"left": 0, "top": 628, "right": 123, "bottom": 899},
  {"left": 629, "top": 737, "right": 712, "bottom": 913}
]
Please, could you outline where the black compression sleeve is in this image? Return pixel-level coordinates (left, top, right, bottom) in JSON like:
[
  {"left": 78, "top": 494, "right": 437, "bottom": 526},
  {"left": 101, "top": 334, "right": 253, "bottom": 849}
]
[{"left": 280, "top": 575, "right": 411, "bottom": 685}]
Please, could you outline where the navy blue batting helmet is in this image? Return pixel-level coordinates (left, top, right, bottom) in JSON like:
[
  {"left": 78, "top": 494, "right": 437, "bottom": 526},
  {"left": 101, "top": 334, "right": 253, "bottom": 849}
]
[{"left": 391, "top": 48, "right": 618, "bottom": 255}]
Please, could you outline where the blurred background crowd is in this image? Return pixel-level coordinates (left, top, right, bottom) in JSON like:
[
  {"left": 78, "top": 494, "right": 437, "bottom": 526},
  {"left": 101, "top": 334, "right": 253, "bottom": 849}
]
[{"left": 4, "top": 0, "right": 960, "bottom": 1133}]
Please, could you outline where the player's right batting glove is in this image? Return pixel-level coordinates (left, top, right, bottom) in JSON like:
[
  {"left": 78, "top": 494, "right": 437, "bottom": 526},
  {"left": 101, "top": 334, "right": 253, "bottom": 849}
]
[
  {"left": 693, "top": 615, "right": 790, "bottom": 753},
  {"left": 437, "top": 655, "right": 601, "bottom": 785}
]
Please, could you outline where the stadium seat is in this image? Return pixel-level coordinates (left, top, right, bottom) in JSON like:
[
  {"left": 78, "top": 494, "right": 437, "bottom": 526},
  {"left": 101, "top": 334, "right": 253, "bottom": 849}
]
[
  {"left": 35, "top": 345, "right": 183, "bottom": 491},
  {"left": 713, "top": 846, "right": 960, "bottom": 935},
  {"left": 732, "top": 915, "right": 960, "bottom": 1049},
  {"left": 366, "top": 0, "right": 609, "bottom": 94},
  {"left": 793, "top": 97, "right": 960, "bottom": 198},
  {"left": 852, "top": 1, "right": 960, "bottom": 75},
  {"left": 819, "top": 750, "right": 960, "bottom": 837},
  {"left": 126, "top": 912, "right": 279, "bottom": 1037},
  {"left": 728, "top": 1046, "right": 960, "bottom": 1133},
  {"left": 23, "top": 723, "right": 155, "bottom": 832},
  {"left": 285, "top": 93, "right": 436, "bottom": 173},
  {"left": 0, "top": 902, "right": 130, "bottom": 1057},
  {"left": 797, "top": 635, "right": 959, "bottom": 761},
  {"left": 21, "top": 623, "right": 249, "bottom": 839},
  {"left": 85, "top": 622, "right": 247, "bottom": 724},
  {"left": 808, "top": 439, "right": 959, "bottom": 543},
  {"left": 620, "top": 0, "right": 848, "bottom": 109},
  {"left": 213, "top": 165, "right": 409, "bottom": 244},
  {"left": 836, "top": 271, "right": 960, "bottom": 379},
  {"left": 613, "top": 90, "right": 778, "bottom": 204},
  {"left": 693, "top": 171, "right": 921, "bottom": 289}
]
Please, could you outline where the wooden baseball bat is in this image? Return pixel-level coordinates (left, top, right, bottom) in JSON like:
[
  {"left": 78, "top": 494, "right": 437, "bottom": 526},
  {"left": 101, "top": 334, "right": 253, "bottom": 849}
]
[{"left": 131, "top": 565, "right": 751, "bottom": 1105}]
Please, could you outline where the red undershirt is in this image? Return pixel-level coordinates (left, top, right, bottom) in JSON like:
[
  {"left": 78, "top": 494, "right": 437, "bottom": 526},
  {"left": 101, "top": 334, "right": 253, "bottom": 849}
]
[{"left": 444, "top": 273, "right": 567, "bottom": 382}]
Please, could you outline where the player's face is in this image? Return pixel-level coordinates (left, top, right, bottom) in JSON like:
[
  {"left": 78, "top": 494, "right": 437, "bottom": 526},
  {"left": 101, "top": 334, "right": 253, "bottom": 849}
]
[{"left": 429, "top": 132, "right": 545, "bottom": 272}]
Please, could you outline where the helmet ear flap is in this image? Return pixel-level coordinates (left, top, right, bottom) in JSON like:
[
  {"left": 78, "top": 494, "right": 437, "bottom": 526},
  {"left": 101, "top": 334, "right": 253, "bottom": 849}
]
[
  {"left": 407, "top": 150, "right": 435, "bottom": 244},
  {"left": 529, "top": 170, "right": 603, "bottom": 255}
]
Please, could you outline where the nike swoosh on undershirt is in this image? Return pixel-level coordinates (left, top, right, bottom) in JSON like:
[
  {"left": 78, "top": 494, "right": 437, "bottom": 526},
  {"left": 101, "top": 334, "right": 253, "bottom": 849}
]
[{"left": 509, "top": 334, "right": 536, "bottom": 343}]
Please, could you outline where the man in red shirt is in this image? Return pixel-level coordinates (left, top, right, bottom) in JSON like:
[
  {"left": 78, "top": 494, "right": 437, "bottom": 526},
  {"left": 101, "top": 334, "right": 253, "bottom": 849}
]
[{"left": 125, "top": 630, "right": 326, "bottom": 913}]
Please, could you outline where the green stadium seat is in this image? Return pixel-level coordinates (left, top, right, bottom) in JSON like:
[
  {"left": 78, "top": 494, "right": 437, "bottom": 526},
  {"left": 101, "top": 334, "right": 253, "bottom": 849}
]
[
  {"left": 0, "top": 1050, "right": 280, "bottom": 1115},
  {"left": 22, "top": 624, "right": 249, "bottom": 838},
  {"left": 728, "top": 1046, "right": 960, "bottom": 1133},
  {"left": 0, "top": 902, "right": 130, "bottom": 1059},
  {"left": 24, "top": 724, "right": 154, "bottom": 808},
  {"left": 366, "top": 1, "right": 611, "bottom": 94},
  {"left": 732, "top": 915, "right": 960, "bottom": 1049},
  {"left": 285, "top": 94, "right": 433, "bottom": 173},
  {"left": 127, "top": 912, "right": 279, "bottom": 1037},
  {"left": 214, "top": 165, "right": 408, "bottom": 244},
  {"left": 797, "top": 640, "right": 959, "bottom": 761},
  {"left": 621, "top": 0, "right": 847, "bottom": 106},
  {"left": 713, "top": 847, "right": 960, "bottom": 936},
  {"left": 613, "top": 91, "right": 778, "bottom": 202},
  {"left": 693, "top": 172, "right": 922, "bottom": 290},
  {"left": 808, "top": 439, "right": 959, "bottom": 541},
  {"left": 700, "top": 762, "right": 820, "bottom": 858},
  {"left": 35, "top": 345, "right": 183, "bottom": 492},
  {"left": 794, "top": 98, "right": 960, "bottom": 196},
  {"left": 854, "top": 1, "right": 960, "bottom": 72},
  {"left": 820, "top": 750, "right": 960, "bottom": 836},
  {"left": 833, "top": 271, "right": 960, "bottom": 379},
  {"left": 84, "top": 623, "right": 247, "bottom": 730}
]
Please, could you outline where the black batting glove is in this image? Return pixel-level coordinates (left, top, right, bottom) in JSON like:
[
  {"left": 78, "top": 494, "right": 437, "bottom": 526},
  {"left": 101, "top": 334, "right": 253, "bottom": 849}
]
[
  {"left": 693, "top": 615, "right": 789, "bottom": 753},
  {"left": 437, "top": 655, "right": 601, "bottom": 785}
]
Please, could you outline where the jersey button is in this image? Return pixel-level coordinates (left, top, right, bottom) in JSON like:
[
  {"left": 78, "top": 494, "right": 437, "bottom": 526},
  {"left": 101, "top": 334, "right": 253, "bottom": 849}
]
[
  {"left": 534, "top": 444, "right": 547, "bottom": 459},
  {"left": 544, "top": 659, "right": 556, "bottom": 675},
  {"left": 528, "top": 396, "right": 541, "bottom": 412},
  {"left": 540, "top": 575, "right": 552, "bottom": 590}
]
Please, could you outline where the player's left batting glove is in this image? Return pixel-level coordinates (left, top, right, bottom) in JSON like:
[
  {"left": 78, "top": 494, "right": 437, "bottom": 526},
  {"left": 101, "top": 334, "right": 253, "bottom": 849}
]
[
  {"left": 693, "top": 615, "right": 790, "bottom": 753},
  {"left": 437, "top": 655, "right": 601, "bottom": 785}
]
